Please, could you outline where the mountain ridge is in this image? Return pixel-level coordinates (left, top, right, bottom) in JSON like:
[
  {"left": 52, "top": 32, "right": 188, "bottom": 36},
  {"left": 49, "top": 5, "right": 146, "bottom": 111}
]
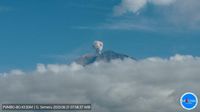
[{"left": 75, "top": 50, "right": 134, "bottom": 66}]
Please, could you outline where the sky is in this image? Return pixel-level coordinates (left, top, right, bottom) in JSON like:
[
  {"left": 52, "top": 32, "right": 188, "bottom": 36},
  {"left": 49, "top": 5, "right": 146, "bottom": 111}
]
[
  {"left": 0, "top": 1, "right": 200, "bottom": 112},
  {"left": 0, "top": 0, "right": 200, "bottom": 71}
]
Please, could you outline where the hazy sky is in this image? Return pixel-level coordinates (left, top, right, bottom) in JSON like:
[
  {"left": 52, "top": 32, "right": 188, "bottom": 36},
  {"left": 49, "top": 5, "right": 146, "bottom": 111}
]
[{"left": 0, "top": 0, "right": 200, "bottom": 71}]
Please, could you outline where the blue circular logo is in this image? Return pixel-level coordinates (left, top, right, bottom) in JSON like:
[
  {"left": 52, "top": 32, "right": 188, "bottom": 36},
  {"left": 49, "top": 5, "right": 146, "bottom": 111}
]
[{"left": 180, "top": 92, "right": 198, "bottom": 110}]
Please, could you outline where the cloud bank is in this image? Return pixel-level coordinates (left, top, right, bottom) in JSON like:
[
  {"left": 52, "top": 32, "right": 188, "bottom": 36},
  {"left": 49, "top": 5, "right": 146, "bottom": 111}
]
[{"left": 0, "top": 54, "right": 200, "bottom": 112}]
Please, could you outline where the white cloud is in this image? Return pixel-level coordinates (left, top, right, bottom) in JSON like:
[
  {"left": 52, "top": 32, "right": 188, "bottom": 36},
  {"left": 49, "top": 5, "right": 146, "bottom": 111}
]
[
  {"left": 167, "top": 0, "right": 200, "bottom": 28},
  {"left": 0, "top": 54, "right": 200, "bottom": 112},
  {"left": 72, "top": 0, "right": 200, "bottom": 31},
  {"left": 151, "top": 0, "right": 176, "bottom": 5},
  {"left": 111, "top": 0, "right": 200, "bottom": 31},
  {"left": 114, "top": 0, "right": 176, "bottom": 15}
]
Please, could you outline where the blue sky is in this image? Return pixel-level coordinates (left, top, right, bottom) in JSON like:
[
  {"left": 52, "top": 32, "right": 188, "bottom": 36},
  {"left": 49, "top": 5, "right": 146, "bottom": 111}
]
[{"left": 0, "top": 0, "right": 200, "bottom": 71}]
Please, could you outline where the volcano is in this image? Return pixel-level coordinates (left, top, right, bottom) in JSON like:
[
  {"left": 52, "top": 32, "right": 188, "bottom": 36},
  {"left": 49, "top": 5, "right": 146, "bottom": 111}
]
[{"left": 75, "top": 50, "right": 134, "bottom": 66}]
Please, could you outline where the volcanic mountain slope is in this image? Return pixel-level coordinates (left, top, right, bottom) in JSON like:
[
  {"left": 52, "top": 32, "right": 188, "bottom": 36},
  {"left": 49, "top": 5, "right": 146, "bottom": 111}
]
[{"left": 75, "top": 50, "right": 135, "bottom": 66}]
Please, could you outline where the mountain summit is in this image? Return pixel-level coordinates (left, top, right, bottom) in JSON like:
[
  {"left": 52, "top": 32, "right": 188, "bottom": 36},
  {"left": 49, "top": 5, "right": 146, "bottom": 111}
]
[
  {"left": 75, "top": 40, "right": 135, "bottom": 66},
  {"left": 75, "top": 50, "right": 134, "bottom": 66}
]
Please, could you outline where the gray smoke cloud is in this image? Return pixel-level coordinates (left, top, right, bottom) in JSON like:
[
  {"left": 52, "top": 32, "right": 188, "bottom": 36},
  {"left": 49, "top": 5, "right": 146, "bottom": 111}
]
[
  {"left": 93, "top": 40, "right": 104, "bottom": 54},
  {"left": 0, "top": 54, "right": 200, "bottom": 112}
]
